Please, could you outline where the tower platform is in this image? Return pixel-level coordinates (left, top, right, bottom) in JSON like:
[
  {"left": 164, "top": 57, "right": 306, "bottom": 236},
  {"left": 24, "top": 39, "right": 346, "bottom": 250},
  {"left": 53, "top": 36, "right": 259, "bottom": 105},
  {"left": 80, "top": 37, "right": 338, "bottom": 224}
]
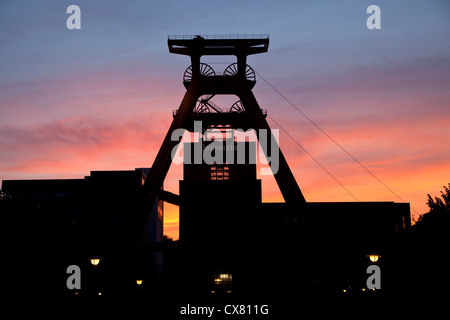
[{"left": 168, "top": 34, "right": 269, "bottom": 56}]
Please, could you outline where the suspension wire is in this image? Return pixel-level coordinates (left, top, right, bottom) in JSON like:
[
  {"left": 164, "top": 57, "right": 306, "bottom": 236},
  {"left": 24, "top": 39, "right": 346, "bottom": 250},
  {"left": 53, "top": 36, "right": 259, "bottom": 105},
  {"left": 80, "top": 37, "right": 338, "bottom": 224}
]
[
  {"left": 257, "top": 70, "right": 419, "bottom": 215},
  {"left": 267, "top": 114, "right": 359, "bottom": 202}
]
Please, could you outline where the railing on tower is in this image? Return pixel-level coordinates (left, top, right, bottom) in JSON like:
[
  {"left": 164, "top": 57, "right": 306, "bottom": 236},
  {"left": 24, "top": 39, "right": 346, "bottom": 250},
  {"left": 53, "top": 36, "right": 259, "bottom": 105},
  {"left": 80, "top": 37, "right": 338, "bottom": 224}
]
[{"left": 168, "top": 34, "right": 269, "bottom": 40}]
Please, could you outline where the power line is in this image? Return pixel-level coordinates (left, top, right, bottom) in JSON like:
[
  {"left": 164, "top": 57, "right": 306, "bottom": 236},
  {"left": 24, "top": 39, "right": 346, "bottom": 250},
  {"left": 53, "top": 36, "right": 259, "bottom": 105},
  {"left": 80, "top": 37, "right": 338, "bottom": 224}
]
[
  {"left": 256, "top": 70, "right": 419, "bottom": 215},
  {"left": 267, "top": 114, "right": 359, "bottom": 202}
]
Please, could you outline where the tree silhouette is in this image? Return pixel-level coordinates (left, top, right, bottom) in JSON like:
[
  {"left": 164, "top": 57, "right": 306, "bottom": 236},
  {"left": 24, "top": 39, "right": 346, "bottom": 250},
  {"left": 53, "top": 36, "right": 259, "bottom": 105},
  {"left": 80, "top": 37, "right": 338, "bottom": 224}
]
[
  {"left": 415, "top": 183, "right": 450, "bottom": 231},
  {"left": 426, "top": 183, "right": 450, "bottom": 213},
  {"left": 403, "top": 183, "right": 450, "bottom": 296}
]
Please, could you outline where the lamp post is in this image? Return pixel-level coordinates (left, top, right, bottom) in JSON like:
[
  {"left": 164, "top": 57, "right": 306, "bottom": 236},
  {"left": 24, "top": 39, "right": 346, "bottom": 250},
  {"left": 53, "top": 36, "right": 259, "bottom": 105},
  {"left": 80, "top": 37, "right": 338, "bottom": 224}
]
[{"left": 87, "top": 256, "right": 103, "bottom": 296}]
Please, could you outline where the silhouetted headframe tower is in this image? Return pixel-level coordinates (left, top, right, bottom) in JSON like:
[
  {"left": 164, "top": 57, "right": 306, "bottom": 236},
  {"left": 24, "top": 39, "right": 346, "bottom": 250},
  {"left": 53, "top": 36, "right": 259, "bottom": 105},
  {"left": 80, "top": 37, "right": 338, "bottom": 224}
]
[{"left": 139, "top": 35, "right": 305, "bottom": 228}]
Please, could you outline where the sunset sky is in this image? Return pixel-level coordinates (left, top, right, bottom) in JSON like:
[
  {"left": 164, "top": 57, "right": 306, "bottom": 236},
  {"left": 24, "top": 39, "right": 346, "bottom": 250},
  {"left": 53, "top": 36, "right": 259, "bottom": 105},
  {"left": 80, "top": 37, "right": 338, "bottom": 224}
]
[{"left": 1, "top": 0, "right": 449, "bottom": 239}]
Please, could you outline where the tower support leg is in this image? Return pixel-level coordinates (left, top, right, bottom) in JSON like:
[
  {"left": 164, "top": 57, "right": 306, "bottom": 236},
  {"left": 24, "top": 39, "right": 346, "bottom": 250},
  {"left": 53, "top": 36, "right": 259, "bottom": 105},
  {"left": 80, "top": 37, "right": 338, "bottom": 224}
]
[
  {"left": 239, "top": 86, "right": 306, "bottom": 205},
  {"left": 138, "top": 82, "right": 200, "bottom": 233}
]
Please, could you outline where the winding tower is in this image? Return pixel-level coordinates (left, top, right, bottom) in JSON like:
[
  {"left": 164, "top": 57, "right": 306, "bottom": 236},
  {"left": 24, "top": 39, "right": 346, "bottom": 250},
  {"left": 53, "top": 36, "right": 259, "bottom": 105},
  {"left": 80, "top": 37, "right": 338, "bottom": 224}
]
[{"left": 139, "top": 35, "right": 306, "bottom": 232}]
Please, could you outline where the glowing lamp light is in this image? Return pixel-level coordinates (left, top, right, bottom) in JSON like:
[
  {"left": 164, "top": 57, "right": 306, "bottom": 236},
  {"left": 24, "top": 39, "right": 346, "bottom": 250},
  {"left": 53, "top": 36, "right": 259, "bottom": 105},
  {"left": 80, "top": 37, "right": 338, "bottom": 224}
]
[
  {"left": 136, "top": 280, "right": 143, "bottom": 286},
  {"left": 367, "top": 254, "right": 381, "bottom": 263},
  {"left": 90, "top": 257, "right": 101, "bottom": 266}
]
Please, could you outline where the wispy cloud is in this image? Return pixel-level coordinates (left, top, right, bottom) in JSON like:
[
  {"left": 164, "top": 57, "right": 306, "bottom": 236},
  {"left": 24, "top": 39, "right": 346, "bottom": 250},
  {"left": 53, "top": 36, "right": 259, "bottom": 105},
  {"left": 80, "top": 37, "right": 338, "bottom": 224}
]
[{"left": 0, "top": 114, "right": 168, "bottom": 178}]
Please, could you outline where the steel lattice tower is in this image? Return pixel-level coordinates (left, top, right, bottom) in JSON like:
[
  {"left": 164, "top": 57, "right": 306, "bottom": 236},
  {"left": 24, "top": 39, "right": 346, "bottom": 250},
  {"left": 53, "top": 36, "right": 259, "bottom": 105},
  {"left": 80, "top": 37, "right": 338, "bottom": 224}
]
[{"left": 137, "top": 35, "right": 306, "bottom": 234}]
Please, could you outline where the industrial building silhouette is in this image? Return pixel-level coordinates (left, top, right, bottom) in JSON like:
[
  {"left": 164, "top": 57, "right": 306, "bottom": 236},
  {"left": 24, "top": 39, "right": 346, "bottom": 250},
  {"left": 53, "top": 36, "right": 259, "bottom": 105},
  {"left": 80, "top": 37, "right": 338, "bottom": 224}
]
[{"left": 1, "top": 35, "right": 410, "bottom": 300}]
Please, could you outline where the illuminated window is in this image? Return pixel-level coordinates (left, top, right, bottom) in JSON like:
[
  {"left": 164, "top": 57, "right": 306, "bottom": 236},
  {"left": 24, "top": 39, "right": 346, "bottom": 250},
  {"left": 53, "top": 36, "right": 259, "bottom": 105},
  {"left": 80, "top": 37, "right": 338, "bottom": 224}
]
[
  {"left": 212, "top": 272, "right": 232, "bottom": 290},
  {"left": 210, "top": 165, "right": 229, "bottom": 180}
]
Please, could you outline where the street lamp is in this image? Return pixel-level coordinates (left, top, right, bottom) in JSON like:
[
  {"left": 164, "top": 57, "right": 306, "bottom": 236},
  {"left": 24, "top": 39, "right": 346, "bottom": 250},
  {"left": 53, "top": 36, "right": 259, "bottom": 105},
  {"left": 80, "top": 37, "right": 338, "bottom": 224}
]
[
  {"left": 136, "top": 280, "right": 143, "bottom": 286},
  {"left": 90, "top": 256, "right": 101, "bottom": 266},
  {"left": 366, "top": 254, "right": 381, "bottom": 263}
]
